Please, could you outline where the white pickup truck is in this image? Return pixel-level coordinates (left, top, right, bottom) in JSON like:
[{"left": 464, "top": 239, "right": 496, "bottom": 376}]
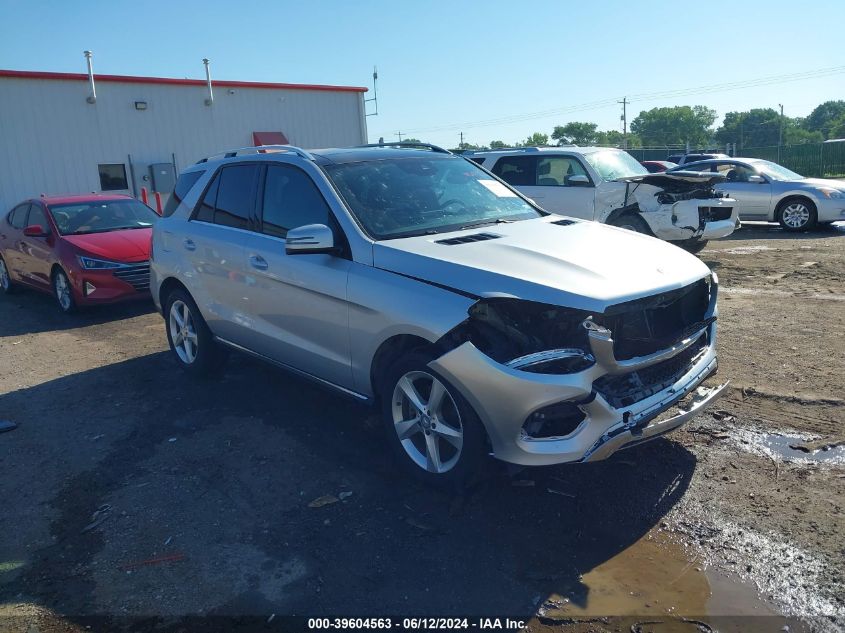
[{"left": 467, "top": 146, "right": 739, "bottom": 253}]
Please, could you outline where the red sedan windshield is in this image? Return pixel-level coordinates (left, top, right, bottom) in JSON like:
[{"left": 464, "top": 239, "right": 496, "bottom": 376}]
[{"left": 48, "top": 199, "right": 159, "bottom": 235}]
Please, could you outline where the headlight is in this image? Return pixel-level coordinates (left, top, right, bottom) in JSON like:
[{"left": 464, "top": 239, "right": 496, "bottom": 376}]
[
  {"left": 817, "top": 188, "right": 844, "bottom": 199},
  {"left": 78, "top": 256, "right": 127, "bottom": 270}
]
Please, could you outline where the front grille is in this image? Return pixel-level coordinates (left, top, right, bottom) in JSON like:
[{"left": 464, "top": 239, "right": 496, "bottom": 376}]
[
  {"left": 699, "top": 206, "right": 733, "bottom": 222},
  {"left": 594, "top": 336, "right": 708, "bottom": 408},
  {"left": 112, "top": 261, "right": 150, "bottom": 292},
  {"left": 600, "top": 279, "right": 710, "bottom": 360}
]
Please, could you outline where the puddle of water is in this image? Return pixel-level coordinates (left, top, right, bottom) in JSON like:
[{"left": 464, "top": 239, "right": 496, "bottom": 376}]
[
  {"left": 534, "top": 531, "right": 780, "bottom": 622},
  {"left": 728, "top": 428, "right": 845, "bottom": 465}
]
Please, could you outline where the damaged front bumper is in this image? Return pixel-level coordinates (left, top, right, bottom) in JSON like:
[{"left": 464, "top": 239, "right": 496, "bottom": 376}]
[
  {"left": 640, "top": 198, "right": 738, "bottom": 242},
  {"left": 429, "top": 287, "right": 727, "bottom": 466}
]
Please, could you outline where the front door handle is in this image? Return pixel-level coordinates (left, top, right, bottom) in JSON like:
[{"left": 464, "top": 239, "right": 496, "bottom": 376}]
[
  {"left": 183, "top": 238, "right": 196, "bottom": 251},
  {"left": 249, "top": 254, "right": 268, "bottom": 271}
]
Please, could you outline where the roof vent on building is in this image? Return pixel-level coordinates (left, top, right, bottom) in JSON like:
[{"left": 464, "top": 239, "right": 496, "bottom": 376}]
[
  {"left": 83, "top": 50, "right": 96, "bottom": 104},
  {"left": 436, "top": 232, "right": 501, "bottom": 245}
]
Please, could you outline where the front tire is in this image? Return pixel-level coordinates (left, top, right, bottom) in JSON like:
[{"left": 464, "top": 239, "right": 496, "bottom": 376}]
[
  {"left": 52, "top": 268, "right": 76, "bottom": 313},
  {"left": 777, "top": 198, "right": 817, "bottom": 232},
  {"left": 0, "top": 255, "right": 18, "bottom": 295},
  {"left": 608, "top": 213, "right": 651, "bottom": 235},
  {"left": 380, "top": 351, "right": 487, "bottom": 489},
  {"left": 164, "top": 288, "right": 227, "bottom": 377}
]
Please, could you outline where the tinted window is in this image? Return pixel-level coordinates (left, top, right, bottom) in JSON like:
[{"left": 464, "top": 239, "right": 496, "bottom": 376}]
[
  {"left": 492, "top": 156, "right": 535, "bottom": 186},
  {"left": 98, "top": 164, "right": 129, "bottom": 191},
  {"left": 195, "top": 172, "right": 220, "bottom": 223},
  {"left": 28, "top": 204, "right": 50, "bottom": 231},
  {"left": 164, "top": 170, "right": 204, "bottom": 217},
  {"left": 214, "top": 165, "right": 259, "bottom": 229},
  {"left": 468, "top": 157, "right": 486, "bottom": 166},
  {"left": 261, "top": 165, "right": 330, "bottom": 238},
  {"left": 536, "top": 156, "right": 590, "bottom": 186},
  {"left": 8, "top": 204, "right": 29, "bottom": 229}
]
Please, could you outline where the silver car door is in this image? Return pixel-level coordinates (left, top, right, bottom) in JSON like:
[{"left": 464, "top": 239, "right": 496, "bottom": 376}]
[
  {"left": 714, "top": 162, "right": 772, "bottom": 220},
  {"left": 241, "top": 163, "right": 353, "bottom": 389},
  {"left": 182, "top": 164, "right": 255, "bottom": 344}
]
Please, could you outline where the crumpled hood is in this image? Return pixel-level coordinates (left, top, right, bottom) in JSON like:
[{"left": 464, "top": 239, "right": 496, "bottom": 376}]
[
  {"left": 62, "top": 228, "right": 152, "bottom": 262},
  {"left": 373, "top": 217, "right": 712, "bottom": 313}
]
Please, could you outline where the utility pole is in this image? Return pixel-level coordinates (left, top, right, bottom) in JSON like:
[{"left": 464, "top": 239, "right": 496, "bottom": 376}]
[
  {"left": 778, "top": 104, "right": 784, "bottom": 163},
  {"left": 460, "top": 131, "right": 464, "bottom": 147},
  {"left": 618, "top": 97, "right": 628, "bottom": 148},
  {"left": 396, "top": 131, "right": 403, "bottom": 142}
]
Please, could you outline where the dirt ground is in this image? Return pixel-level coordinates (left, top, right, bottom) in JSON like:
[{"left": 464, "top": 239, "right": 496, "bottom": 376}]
[{"left": 1, "top": 222, "right": 843, "bottom": 632}]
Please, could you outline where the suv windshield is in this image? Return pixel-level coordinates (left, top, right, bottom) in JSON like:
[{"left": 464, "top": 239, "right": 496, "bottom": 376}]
[
  {"left": 750, "top": 160, "right": 804, "bottom": 181},
  {"left": 49, "top": 199, "right": 159, "bottom": 235},
  {"left": 583, "top": 150, "right": 647, "bottom": 180},
  {"left": 323, "top": 156, "right": 542, "bottom": 239}
]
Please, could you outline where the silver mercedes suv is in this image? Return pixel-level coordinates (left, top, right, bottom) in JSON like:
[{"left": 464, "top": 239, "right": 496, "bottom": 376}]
[{"left": 151, "top": 143, "right": 728, "bottom": 486}]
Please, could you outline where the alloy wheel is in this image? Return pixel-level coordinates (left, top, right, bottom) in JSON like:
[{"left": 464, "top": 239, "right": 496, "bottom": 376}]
[
  {"left": 169, "top": 299, "right": 199, "bottom": 364},
  {"left": 781, "top": 203, "right": 810, "bottom": 229},
  {"left": 391, "top": 370, "right": 463, "bottom": 474},
  {"left": 54, "top": 272, "right": 72, "bottom": 311}
]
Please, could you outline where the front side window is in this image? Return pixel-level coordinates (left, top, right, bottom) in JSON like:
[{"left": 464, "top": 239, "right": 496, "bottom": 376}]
[
  {"left": 98, "top": 164, "right": 129, "bottom": 191},
  {"left": 163, "top": 170, "right": 205, "bottom": 217},
  {"left": 261, "top": 164, "right": 330, "bottom": 238},
  {"left": 27, "top": 204, "right": 50, "bottom": 232},
  {"left": 48, "top": 199, "right": 159, "bottom": 235},
  {"left": 323, "top": 156, "right": 542, "bottom": 240},
  {"left": 583, "top": 150, "right": 648, "bottom": 181},
  {"left": 491, "top": 156, "right": 535, "bottom": 186},
  {"left": 536, "top": 156, "right": 590, "bottom": 186}
]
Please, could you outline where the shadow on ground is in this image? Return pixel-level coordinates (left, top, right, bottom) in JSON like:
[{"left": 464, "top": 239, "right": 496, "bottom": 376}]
[
  {"left": 0, "top": 289, "right": 155, "bottom": 337},
  {"left": 721, "top": 221, "right": 845, "bottom": 242},
  {"left": 0, "top": 350, "right": 696, "bottom": 623}
]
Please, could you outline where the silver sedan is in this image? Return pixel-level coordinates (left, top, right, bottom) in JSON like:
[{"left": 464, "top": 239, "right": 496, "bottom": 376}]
[{"left": 669, "top": 158, "right": 845, "bottom": 231}]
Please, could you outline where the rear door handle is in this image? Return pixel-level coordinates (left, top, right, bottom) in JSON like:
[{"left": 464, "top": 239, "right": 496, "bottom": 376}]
[
  {"left": 183, "top": 238, "right": 196, "bottom": 251},
  {"left": 249, "top": 254, "right": 268, "bottom": 271}
]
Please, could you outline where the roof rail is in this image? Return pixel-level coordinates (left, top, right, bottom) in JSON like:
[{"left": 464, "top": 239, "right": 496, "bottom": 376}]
[
  {"left": 355, "top": 142, "right": 452, "bottom": 154},
  {"left": 196, "top": 144, "right": 314, "bottom": 164}
]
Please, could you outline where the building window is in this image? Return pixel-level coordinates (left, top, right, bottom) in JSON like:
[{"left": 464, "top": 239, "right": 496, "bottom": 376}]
[{"left": 98, "top": 164, "right": 129, "bottom": 191}]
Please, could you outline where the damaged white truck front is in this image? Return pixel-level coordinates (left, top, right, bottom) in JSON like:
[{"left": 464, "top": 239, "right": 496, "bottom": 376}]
[{"left": 467, "top": 147, "right": 739, "bottom": 253}]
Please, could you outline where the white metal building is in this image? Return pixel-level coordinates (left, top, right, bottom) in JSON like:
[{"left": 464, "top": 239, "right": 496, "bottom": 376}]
[{"left": 0, "top": 68, "right": 369, "bottom": 211}]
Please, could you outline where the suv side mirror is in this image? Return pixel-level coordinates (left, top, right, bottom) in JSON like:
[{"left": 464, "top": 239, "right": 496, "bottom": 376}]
[
  {"left": 747, "top": 174, "right": 766, "bottom": 184},
  {"left": 23, "top": 224, "right": 48, "bottom": 237},
  {"left": 567, "top": 174, "right": 590, "bottom": 186},
  {"left": 285, "top": 223, "right": 336, "bottom": 255}
]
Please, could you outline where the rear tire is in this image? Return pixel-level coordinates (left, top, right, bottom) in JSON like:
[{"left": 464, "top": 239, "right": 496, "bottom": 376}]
[
  {"left": 0, "top": 255, "right": 18, "bottom": 295},
  {"left": 380, "top": 350, "right": 488, "bottom": 489},
  {"left": 608, "top": 214, "right": 651, "bottom": 235},
  {"left": 777, "top": 198, "right": 817, "bottom": 232},
  {"left": 164, "top": 288, "right": 228, "bottom": 377},
  {"left": 52, "top": 268, "right": 76, "bottom": 314}
]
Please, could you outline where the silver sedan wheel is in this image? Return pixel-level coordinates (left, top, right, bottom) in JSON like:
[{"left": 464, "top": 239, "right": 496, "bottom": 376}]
[
  {"left": 54, "top": 272, "right": 72, "bottom": 311},
  {"left": 168, "top": 299, "right": 198, "bottom": 364},
  {"left": 0, "top": 259, "right": 10, "bottom": 290},
  {"left": 781, "top": 202, "right": 811, "bottom": 229},
  {"left": 391, "top": 370, "right": 463, "bottom": 474}
]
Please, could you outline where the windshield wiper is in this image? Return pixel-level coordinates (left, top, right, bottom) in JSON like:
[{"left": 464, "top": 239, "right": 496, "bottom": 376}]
[{"left": 459, "top": 218, "right": 514, "bottom": 230}]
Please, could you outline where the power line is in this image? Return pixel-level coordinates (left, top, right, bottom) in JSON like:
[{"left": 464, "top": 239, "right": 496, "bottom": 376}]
[{"left": 397, "top": 65, "right": 845, "bottom": 135}]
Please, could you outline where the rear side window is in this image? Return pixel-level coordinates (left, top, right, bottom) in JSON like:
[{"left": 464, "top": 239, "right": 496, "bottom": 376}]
[
  {"left": 492, "top": 156, "right": 535, "bottom": 186},
  {"left": 194, "top": 164, "right": 259, "bottom": 229},
  {"left": 8, "top": 204, "right": 29, "bottom": 229},
  {"left": 261, "top": 164, "right": 330, "bottom": 238},
  {"left": 163, "top": 170, "right": 204, "bottom": 217}
]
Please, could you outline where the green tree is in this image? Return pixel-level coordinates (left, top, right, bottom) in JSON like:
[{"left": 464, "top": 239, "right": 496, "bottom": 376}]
[
  {"left": 523, "top": 132, "right": 549, "bottom": 147},
  {"left": 716, "top": 110, "right": 823, "bottom": 148},
  {"left": 400, "top": 138, "right": 422, "bottom": 144},
  {"left": 829, "top": 114, "right": 845, "bottom": 139},
  {"left": 630, "top": 105, "right": 716, "bottom": 146},
  {"left": 594, "top": 130, "right": 642, "bottom": 148},
  {"left": 489, "top": 140, "right": 507, "bottom": 149},
  {"left": 804, "top": 100, "right": 845, "bottom": 139},
  {"left": 551, "top": 122, "right": 598, "bottom": 145}
]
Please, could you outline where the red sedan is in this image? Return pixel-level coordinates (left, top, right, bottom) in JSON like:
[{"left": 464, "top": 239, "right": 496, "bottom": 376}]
[{"left": 0, "top": 194, "right": 158, "bottom": 313}]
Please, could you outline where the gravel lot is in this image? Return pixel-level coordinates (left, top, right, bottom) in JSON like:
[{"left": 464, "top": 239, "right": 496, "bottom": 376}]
[{"left": 1, "top": 223, "right": 843, "bottom": 632}]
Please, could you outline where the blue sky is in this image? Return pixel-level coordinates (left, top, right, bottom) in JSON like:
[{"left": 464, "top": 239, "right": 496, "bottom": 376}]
[{"left": 1, "top": 0, "right": 843, "bottom": 147}]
